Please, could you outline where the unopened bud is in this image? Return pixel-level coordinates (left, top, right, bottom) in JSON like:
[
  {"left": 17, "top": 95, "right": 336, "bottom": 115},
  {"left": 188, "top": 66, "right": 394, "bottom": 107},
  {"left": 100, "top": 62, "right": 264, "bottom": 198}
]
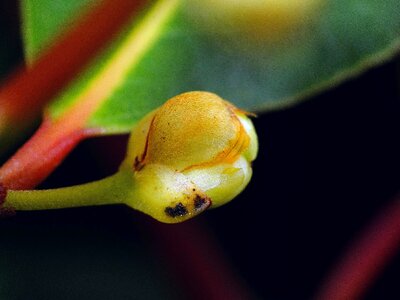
[{"left": 123, "top": 91, "right": 258, "bottom": 223}]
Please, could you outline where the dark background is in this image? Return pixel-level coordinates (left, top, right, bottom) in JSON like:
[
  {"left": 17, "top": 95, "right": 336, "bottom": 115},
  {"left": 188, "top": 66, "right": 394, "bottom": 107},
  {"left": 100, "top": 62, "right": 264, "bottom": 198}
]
[{"left": 0, "top": 1, "right": 399, "bottom": 299}]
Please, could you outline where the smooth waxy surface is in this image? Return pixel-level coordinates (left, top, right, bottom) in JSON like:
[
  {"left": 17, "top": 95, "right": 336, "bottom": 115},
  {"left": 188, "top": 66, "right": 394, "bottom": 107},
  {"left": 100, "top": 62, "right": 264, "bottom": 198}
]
[
  {"left": 124, "top": 91, "right": 257, "bottom": 210},
  {"left": 144, "top": 92, "right": 247, "bottom": 170}
]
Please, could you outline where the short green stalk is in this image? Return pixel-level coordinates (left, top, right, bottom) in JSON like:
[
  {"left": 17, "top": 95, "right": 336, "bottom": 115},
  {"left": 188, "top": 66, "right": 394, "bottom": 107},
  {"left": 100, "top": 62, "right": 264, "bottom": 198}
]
[
  {"left": 4, "top": 163, "right": 213, "bottom": 224},
  {"left": 5, "top": 169, "right": 131, "bottom": 211}
]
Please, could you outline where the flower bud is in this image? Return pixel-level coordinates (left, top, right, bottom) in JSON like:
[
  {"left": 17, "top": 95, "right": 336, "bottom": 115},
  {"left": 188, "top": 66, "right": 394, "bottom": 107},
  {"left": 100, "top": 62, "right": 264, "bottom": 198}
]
[{"left": 123, "top": 91, "right": 258, "bottom": 223}]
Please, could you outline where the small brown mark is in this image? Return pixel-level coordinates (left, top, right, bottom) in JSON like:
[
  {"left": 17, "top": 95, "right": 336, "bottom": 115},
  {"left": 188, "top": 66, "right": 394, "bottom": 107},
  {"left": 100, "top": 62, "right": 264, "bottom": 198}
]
[
  {"left": 194, "top": 195, "right": 211, "bottom": 212},
  {"left": 165, "top": 203, "right": 188, "bottom": 218}
]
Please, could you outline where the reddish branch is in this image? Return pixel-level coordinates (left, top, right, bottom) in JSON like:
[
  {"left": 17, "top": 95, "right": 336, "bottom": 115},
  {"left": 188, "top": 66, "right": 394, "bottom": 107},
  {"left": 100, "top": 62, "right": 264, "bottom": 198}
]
[
  {"left": 0, "top": 118, "right": 98, "bottom": 189},
  {"left": 314, "top": 195, "right": 400, "bottom": 300}
]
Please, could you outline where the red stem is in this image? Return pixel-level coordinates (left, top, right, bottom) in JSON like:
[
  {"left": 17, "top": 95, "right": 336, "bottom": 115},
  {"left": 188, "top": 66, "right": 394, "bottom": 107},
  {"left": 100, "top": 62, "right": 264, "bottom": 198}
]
[
  {"left": 0, "top": 118, "right": 98, "bottom": 190},
  {"left": 314, "top": 195, "right": 400, "bottom": 300},
  {"left": 0, "top": 0, "right": 146, "bottom": 136}
]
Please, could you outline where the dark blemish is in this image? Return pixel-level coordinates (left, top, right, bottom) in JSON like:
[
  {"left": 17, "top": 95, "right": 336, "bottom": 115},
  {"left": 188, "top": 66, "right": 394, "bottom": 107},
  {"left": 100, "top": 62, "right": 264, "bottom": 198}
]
[
  {"left": 192, "top": 188, "right": 196, "bottom": 192},
  {"left": 165, "top": 203, "right": 188, "bottom": 218},
  {"left": 194, "top": 195, "right": 210, "bottom": 211}
]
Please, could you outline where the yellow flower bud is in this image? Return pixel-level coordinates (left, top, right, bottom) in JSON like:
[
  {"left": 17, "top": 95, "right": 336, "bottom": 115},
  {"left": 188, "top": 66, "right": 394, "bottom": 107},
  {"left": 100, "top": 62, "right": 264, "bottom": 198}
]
[{"left": 123, "top": 91, "right": 258, "bottom": 222}]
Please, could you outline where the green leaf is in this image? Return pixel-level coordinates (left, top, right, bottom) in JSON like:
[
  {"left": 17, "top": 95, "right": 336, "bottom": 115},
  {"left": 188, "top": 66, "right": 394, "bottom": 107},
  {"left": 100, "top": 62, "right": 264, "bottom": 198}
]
[{"left": 21, "top": 0, "right": 400, "bottom": 134}]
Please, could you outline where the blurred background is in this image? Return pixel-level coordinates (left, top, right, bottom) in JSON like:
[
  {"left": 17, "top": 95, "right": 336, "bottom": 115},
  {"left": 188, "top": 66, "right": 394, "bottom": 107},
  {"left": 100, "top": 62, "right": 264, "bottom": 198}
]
[{"left": 0, "top": 1, "right": 399, "bottom": 299}]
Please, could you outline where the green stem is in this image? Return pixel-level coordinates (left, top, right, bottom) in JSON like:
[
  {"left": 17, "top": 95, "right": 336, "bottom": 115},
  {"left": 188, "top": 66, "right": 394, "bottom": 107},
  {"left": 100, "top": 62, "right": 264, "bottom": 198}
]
[
  {"left": 2, "top": 164, "right": 212, "bottom": 223},
  {"left": 4, "top": 171, "right": 132, "bottom": 211}
]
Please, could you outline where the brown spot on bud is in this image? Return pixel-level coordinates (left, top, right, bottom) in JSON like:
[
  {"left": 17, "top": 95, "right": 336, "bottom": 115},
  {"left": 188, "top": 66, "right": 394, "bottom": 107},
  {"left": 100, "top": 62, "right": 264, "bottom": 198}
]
[
  {"left": 194, "top": 194, "right": 211, "bottom": 212},
  {"left": 165, "top": 203, "right": 188, "bottom": 218}
]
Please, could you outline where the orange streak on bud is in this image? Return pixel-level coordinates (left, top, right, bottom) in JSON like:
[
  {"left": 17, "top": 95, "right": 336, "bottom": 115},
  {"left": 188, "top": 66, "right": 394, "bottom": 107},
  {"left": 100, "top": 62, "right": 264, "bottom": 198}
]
[{"left": 182, "top": 108, "right": 250, "bottom": 172}]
